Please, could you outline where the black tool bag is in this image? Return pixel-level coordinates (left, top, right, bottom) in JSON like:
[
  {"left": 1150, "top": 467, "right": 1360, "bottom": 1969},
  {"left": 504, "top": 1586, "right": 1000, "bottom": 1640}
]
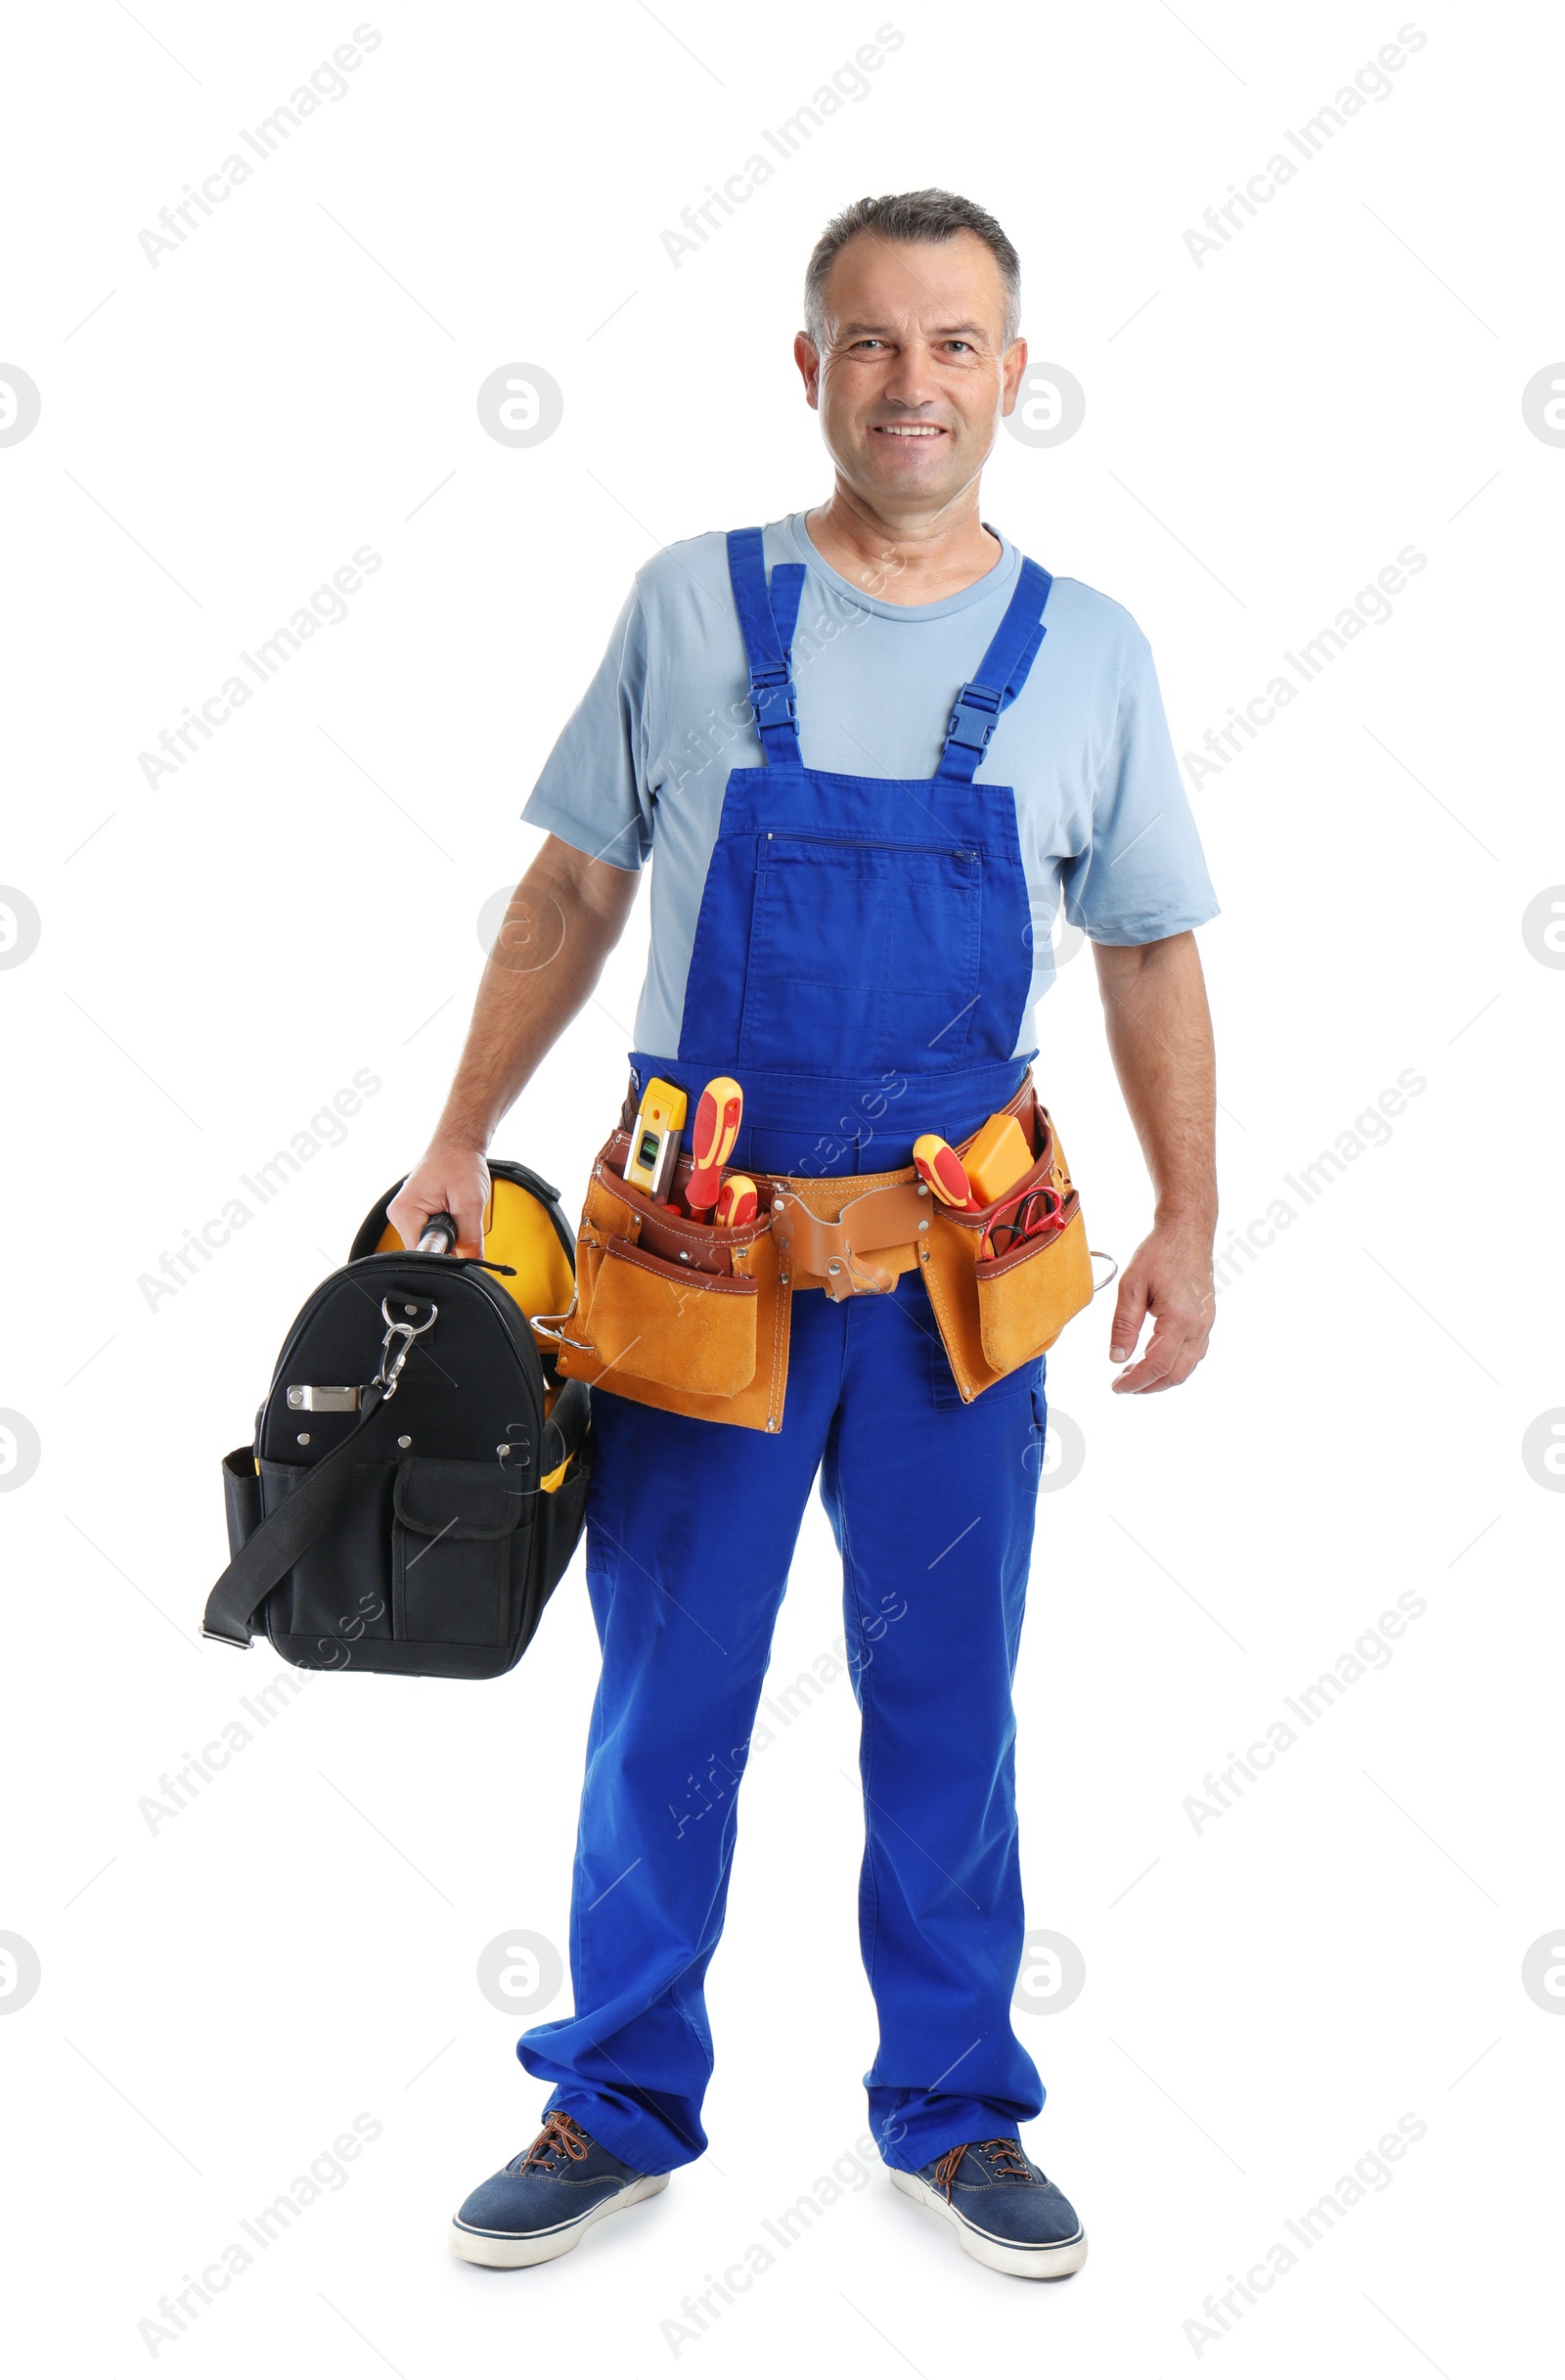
[{"left": 202, "top": 1164, "right": 592, "bottom": 1679}]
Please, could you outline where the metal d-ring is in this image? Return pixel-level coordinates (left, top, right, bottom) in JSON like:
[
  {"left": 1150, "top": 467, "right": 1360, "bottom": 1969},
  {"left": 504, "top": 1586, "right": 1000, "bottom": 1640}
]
[{"left": 528, "top": 1290, "right": 594, "bottom": 1354}]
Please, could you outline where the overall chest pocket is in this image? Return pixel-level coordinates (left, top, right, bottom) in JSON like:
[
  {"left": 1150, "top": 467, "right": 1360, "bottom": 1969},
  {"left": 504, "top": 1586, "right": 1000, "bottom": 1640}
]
[{"left": 738, "top": 835, "right": 982, "bottom": 1073}]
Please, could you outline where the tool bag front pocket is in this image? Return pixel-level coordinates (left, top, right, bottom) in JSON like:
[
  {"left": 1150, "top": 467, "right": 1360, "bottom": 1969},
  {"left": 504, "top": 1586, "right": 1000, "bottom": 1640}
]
[
  {"left": 391, "top": 1456, "right": 527, "bottom": 1648},
  {"left": 586, "top": 1233, "right": 759, "bottom": 1398},
  {"left": 256, "top": 1457, "right": 396, "bottom": 1643}
]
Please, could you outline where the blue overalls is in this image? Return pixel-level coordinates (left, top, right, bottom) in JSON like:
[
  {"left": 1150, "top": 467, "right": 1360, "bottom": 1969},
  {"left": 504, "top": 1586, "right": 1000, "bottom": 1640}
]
[{"left": 519, "top": 527, "right": 1057, "bottom": 2175}]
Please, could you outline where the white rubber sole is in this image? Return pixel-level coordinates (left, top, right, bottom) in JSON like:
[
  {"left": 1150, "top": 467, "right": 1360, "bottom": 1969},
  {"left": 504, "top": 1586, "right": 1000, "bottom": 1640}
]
[
  {"left": 889, "top": 2167, "right": 1088, "bottom": 2279},
  {"left": 450, "top": 2170, "right": 669, "bottom": 2268}
]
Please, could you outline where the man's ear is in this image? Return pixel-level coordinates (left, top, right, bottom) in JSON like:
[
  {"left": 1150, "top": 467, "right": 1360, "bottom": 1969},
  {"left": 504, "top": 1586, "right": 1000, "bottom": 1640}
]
[
  {"left": 793, "top": 330, "right": 823, "bottom": 410},
  {"left": 1000, "top": 335, "right": 1029, "bottom": 418}
]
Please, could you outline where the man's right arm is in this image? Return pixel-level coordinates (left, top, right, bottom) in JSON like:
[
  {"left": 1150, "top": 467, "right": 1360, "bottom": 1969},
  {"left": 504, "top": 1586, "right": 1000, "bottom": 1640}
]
[{"left": 386, "top": 834, "right": 640, "bottom": 1255}]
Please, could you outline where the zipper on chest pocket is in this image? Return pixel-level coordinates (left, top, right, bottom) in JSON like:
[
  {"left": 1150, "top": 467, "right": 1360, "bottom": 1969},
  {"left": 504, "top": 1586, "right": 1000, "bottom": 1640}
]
[{"left": 762, "top": 831, "right": 980, "bottom": 861}]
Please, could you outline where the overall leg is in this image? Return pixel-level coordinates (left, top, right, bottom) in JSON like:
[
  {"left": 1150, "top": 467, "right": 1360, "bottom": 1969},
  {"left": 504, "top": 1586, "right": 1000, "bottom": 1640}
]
[
  {"left": 518, "top": 1290, "right": 843, "bottom": 2176},
  {"left": 819, "top": 1271, "right": 1048, "bottom": 2172}
]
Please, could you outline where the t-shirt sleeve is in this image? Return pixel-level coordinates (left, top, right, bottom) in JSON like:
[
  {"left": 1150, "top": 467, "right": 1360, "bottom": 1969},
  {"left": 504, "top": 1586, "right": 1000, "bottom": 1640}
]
[
  {"left": 1061, "top": 636, "right": 1220, "bottom": 944},
  {"left": 519, "top": 583, "right": 651, "bottom": 872}
]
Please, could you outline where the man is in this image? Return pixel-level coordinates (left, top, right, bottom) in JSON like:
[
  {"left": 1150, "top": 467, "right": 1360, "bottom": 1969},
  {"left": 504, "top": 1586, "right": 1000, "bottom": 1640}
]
[{"left": 392, "top": 188, "right": 1219, "bottom": 2282}]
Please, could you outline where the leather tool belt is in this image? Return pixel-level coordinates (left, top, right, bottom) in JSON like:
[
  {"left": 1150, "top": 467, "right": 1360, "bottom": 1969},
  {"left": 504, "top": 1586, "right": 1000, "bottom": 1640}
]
[{"left": 546, "top": 1068, "right": 1097, "bottom": 1433}]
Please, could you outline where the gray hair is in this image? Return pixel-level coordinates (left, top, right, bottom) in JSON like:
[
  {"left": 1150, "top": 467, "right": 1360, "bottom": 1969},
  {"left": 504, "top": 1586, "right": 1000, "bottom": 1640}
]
[{"left": 803, "top": 188, "right": 1021, "bottom": 351}]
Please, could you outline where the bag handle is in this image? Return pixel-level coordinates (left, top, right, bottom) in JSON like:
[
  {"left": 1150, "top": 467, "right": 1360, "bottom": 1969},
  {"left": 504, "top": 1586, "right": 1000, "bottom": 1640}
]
[{"left": 542, "top": 1376, "right": 591, "bottom": 1472}]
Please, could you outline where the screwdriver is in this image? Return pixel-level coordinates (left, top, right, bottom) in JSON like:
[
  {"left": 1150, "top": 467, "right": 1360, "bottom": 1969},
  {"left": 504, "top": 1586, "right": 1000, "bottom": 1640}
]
[
  {"left": 686, "top": 1076, "right": 744, "bottom": 1214},
  {"left": 913, "top": 1133, "right": 979, "bottom": 1210},
  {"left": 713, "top": 1173, "right": 758, "bottom": 1228}
]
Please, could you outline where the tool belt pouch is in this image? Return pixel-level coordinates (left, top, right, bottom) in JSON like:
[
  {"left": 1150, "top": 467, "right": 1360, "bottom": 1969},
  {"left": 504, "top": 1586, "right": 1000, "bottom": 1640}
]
[
  {"left": 922, "top": 1102, "right": 1096, "bottom": 1402},
  {"left": 557, "top": 1131, "right": 790, "bottom": 1434}
]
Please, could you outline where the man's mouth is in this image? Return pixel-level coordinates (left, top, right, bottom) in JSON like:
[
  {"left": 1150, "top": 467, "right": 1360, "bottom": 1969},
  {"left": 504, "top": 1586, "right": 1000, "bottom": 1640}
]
[{"left": 871, "top": 424, "right": 947, "bottom": 438}]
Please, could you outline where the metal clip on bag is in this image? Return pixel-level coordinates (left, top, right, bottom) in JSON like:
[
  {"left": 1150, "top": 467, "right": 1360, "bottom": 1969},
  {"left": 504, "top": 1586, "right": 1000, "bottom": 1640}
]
[
  {"left": 201, "top": 1163, "right": 593, "bottom": 1679},
  {"left": 550, "top": 1075, "right": 1103, "bottom": 1429}
]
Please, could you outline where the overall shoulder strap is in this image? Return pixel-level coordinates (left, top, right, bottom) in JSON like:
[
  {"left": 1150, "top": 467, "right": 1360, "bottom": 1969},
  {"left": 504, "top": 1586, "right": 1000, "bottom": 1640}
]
[
  {"left": 727, "top": 526, "right": 806, "bottom": 767},
  {"left": 934, "top": 555, "right": 1053, "bottom": 784}
]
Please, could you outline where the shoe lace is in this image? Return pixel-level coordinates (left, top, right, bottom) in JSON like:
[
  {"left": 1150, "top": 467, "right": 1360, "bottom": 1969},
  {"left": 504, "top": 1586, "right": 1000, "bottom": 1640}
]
[
  {"left": 516, "top": 2111, "right": 591, "bottom": 2176},
  {"left": 932, "top": 2137, "right": 1031, "bottom": 2199}
]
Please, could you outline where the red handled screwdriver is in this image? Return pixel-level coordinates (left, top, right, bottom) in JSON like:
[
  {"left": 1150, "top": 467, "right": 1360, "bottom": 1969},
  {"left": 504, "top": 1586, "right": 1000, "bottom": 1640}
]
[
  {"left": 913, "top": 1133, "right": 979, "bottom": 1211},
  {"left": 686, "top": 1076, "right": 744, "bottom": 1215}
]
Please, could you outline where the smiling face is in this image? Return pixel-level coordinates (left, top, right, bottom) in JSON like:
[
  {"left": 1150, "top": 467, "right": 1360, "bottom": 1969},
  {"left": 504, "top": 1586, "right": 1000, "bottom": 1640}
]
[{"left": 796, "top": 229, "right": 1025, "bottom": 525}]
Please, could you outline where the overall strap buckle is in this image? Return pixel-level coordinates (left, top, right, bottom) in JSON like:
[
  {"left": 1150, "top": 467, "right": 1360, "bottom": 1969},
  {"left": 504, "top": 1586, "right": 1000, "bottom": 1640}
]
[
  {"left": 934, "top": 556, "right": 1054, "bottom": 785},
  {"left": 727, "top": 529, "right": 806, "bottom": 768},
  {"left": 748, "top": 660, "right": 799, "bottom": 745},
  {"left": 944, "top": 681, "right": 1003, "bottom": 757}
]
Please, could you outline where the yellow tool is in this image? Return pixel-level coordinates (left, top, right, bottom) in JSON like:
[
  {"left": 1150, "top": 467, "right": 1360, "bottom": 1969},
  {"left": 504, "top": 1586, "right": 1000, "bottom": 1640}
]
[
  {"left": 624, "top": 1076, "right": 688, "bottom": 1200},
  {"left": 713, "top": 1173, "right": 758, "bottom": 1228},
  {"left": 913, "top": 1133, "right": 977, "bottom": 1209},
  {"left": 963, "top": 1111, "right": 1034, "bottom": 1206}
]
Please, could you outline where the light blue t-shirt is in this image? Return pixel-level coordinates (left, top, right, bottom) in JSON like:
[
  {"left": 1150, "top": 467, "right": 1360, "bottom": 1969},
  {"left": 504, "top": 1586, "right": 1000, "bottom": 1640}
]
[{"left": 522, "top": 512, "right": 1219, "bottom": 1060}]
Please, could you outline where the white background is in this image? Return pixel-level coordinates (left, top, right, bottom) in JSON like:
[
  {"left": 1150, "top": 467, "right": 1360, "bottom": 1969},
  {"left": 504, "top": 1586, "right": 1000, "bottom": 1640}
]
[{"left": 2, "top": 1, "right": 1561, "bottom": 2371}]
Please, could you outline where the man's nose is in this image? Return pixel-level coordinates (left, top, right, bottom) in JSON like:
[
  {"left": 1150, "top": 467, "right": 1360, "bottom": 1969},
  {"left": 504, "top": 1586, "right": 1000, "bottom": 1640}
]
[{"left": 874, "top": 345, "right": 946, "bottom": 410}]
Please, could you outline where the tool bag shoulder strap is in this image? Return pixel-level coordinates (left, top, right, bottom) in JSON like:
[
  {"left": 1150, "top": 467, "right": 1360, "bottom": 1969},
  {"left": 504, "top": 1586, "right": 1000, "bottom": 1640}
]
[{"left": 204, "top": 1382, "right": 394, "bottom": 1647}]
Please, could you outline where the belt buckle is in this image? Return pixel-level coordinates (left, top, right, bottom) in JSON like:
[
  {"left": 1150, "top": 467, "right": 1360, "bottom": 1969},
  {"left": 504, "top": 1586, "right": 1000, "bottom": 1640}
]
[
  {"left": 825, "top": 1248, "right": 898, "bottom": 1300},
  {"left": 771, "top": 1187, "right": 908, "bottom": 1298}
]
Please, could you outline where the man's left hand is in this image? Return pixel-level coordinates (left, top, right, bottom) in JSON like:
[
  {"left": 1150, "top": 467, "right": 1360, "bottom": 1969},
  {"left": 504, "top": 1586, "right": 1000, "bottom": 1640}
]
[{"left": 1106, "top": 1219, "right": 1215, "bottom": 1394}]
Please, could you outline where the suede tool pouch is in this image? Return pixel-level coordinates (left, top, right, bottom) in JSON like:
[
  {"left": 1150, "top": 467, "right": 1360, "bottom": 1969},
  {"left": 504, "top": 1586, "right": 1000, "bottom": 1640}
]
[
  {"left": 586, "top": 1234, "right": 759, "bottom": 1397},
  {"left": 555, "top": 1142, "right": 792, "bottom": 1433},
  {"left": 973, "top": 1200, "right": 1094, "bottom": 1374},
  {"left": 921, "top": 1105, "right": 1096, "bottom": 1401}
]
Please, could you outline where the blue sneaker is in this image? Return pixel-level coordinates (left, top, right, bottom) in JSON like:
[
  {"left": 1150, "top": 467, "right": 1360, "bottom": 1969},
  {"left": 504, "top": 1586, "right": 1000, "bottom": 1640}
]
[
  {"left": 450, "top": 2110, "right": 669, "bottom": 2268},
  {"left": 890, "top": 2135, "right": 1088, "bottom": 2278}
]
